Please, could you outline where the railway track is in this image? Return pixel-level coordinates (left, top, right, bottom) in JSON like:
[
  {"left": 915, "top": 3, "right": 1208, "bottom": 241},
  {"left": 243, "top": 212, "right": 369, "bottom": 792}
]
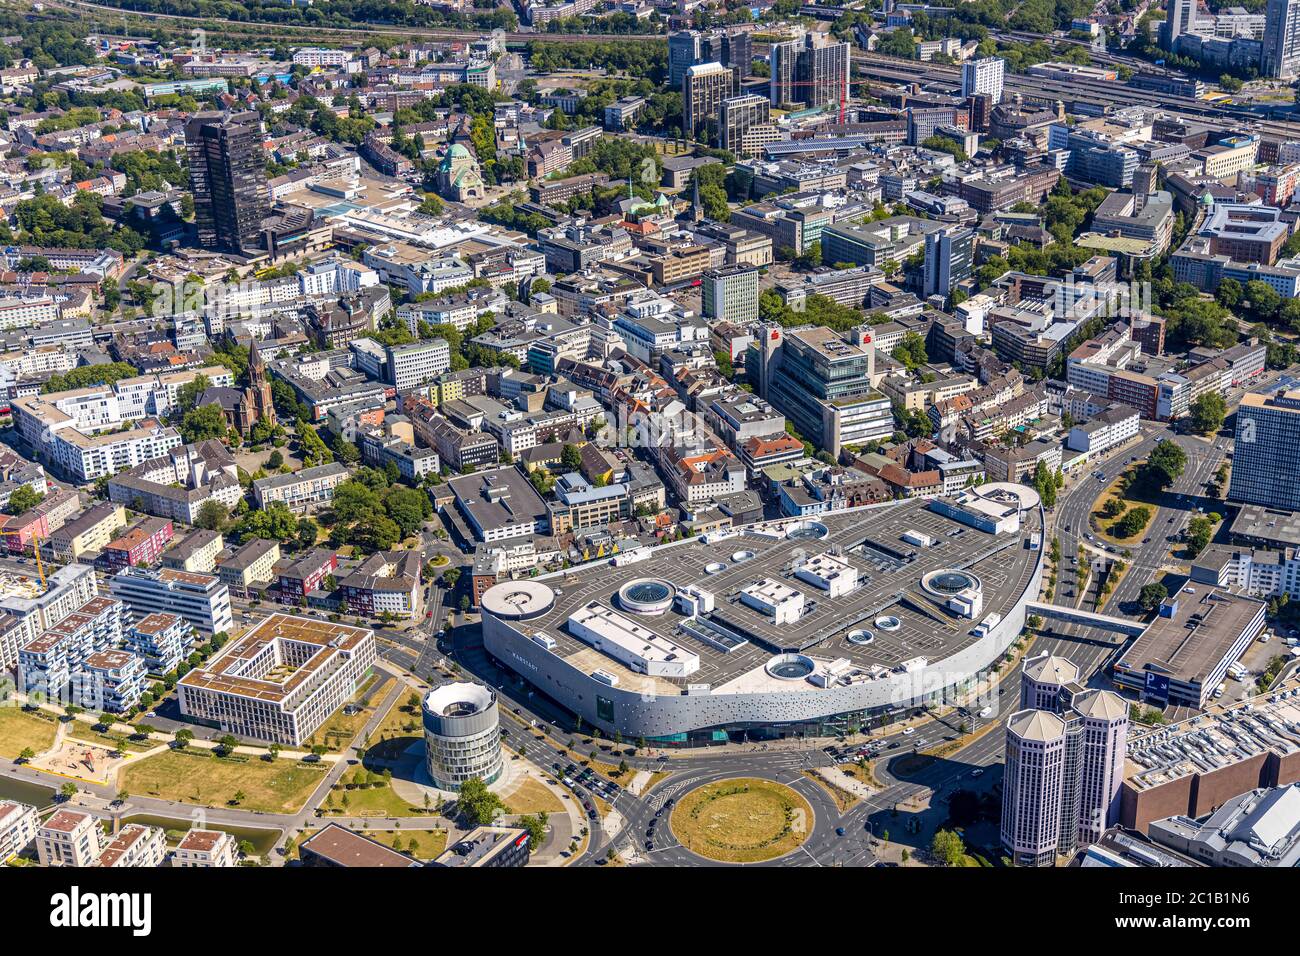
[
  {"left": 854, "top": 49, "right": 1300, "bottom": 139},
  {"left": 33, "top": 0, "right": 666, "bottom": 45}
]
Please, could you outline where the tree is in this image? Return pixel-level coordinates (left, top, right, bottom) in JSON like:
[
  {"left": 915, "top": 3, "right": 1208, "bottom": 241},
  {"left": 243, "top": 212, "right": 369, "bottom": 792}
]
[
  {"left": 1186, "top": 514, "right": 1216, "bottom": 558},
  {"left": 1189, "top": 392, "right": 1226, "bottom": 436},
  {"left": 457, "top": 776, "right": 506, "bottom": 825},
  {"left": 1144, "top": 441, "right": 1187, "bottom": 489},
  {"left": 518, "top": 811, "right": 548, "bottom": 848},
  {"left": 931, "top": 828, "right": 966, "bottom": 867},
  {"left": 60, "top": 782, "right": 78, "bottom": 801},
  {"left": 181, "top": 403, "right": 229, "bottom": 443},
  {"left": 1112, "top": 506, "right": 1151, "bottom": 539},
  {"left": 1032, "top": 460, "right": 1058, "bottom": 510},
  {"left": 1138, "top": 582, "right": 1168, "bottom": 612},
  {"left": 173, "top": 729, "right": 194, "bottom": 749},
  {"left": 217, "top": 734, "right": 239, "bottom": 756},
  {"left": 891, "top": 332, "right": 929, "bottom": 372},
  {"left": 561, "top": 443, "right": 583, "bottom": 471},
  {"left": 175, "top": 374, "right": 210, "bottom": 416},
  {"left": 195, "top": 500, "right": 229, "bottom": 531},
  {"left": 5, "top": 484, "right": 44, "bottom": 514}
]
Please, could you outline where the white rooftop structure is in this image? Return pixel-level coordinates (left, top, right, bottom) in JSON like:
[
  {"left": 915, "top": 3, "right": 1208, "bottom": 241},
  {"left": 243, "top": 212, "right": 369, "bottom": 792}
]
[
  {"left": 795, "top": 553, "right": 858, "bottom": 598},
  {"left": 739, "top": 578, "right": 806, "bottom": 624},
  {"left": 567, "top": 601, "right": 700, "bottom": 678}
]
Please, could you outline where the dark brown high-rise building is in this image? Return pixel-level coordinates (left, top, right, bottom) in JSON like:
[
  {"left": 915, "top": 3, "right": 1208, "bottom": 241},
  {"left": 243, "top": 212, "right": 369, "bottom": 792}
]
[{"left": 185, "top": 111, "right": 269, "bottom": 254}]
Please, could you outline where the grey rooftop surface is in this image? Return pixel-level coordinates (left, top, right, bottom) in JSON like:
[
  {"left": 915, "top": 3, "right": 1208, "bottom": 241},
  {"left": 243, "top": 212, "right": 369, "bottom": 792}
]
[{"left": 496, "top": 496, "right": 1042, "bottom": 693}]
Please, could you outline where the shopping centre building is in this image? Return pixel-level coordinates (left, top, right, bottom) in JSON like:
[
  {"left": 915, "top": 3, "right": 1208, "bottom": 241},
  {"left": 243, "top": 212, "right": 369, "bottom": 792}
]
[{"left": 481, "top": 484, "right": 1044, "bottom": 744}]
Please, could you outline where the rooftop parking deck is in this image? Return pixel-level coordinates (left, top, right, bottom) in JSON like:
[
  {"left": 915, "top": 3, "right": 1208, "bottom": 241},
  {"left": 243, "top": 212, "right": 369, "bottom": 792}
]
[{"left": 499, "top": 497, "right": 1042, "bottom": 695}]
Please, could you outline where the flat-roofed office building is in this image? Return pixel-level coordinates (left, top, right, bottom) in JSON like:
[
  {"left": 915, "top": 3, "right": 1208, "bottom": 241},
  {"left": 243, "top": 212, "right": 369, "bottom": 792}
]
[{"left": 177, "top": 613, "right": 376, "bottom": 745}]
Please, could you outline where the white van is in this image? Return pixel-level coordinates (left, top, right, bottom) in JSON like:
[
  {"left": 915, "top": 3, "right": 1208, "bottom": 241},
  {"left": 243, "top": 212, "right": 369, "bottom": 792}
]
[{"left": 1214, "top": 683, "right": 1226, "bottom": 699}]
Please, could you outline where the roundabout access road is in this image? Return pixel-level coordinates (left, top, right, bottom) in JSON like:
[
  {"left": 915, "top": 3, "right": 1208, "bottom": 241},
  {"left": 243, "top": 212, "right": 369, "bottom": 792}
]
[{"left": 616, "top": 758, "right": 858, "bottom": 868}]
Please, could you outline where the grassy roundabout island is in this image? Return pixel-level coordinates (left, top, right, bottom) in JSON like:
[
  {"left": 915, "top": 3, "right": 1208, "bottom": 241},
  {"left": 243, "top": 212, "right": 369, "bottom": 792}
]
[{"left": 670, "top": 778, "right": 814, "bottom": 864}]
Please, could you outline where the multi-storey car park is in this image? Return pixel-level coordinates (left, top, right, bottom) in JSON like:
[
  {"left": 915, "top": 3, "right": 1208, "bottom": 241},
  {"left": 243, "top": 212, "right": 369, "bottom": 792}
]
[{"left": 481, "top": 483, "right": 1044, "bottom": 744}]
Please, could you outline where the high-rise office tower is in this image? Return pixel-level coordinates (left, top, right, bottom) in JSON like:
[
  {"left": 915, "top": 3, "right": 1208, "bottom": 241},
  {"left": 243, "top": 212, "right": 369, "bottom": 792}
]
[
  {"left": 669, "top": 30, "right": 704, "bottom": 91},
  {"left": 922, "top": 226, "right": 974, "bottom": 300},
  {"left": 1071, "top": 689, "right": 1129, "bottom": 845},
  {"left": 672, "top": 29, "right": 752, "bottom": 91},
  {"left": 1264, "top": 0, "right": 1300, "bottom": 78},
  {"left": 184, "top": 111, "right": 269, "bottom": 254},
  {"left": 720, "top": 30, "right": 753, "bottom": 80},
  {"left": 1002, "top": 709, "right": 1072, "bottom": 868},
  {"left": 764, "top": 325, "right": 890, "bottom": 455},
  {"left": 769, "top": 34, "right": 850, "bottom": 112},
  {"left": 1019, "top": 653, "right": 1079, "bottom": 711},
  {"left": 702, "top": 265, "right": 759, "bottom": 324},
  {"left": 1002, "top": 656, "right": 1129, "bottom": 866},
  {"left": 960, "top": 57, "right": 1005, "bottom": 104},
  {"left": 1163, "top": 0, "right": 1200, "bottom": 48},
  {"left": 719, "top": 93, "right": 771, "bottom": 156},
  {"left": 683, "top": 62, "right": 736, "bottom": 142},
  {"left": 1229, "top": 388, "right": 1300, "bottom": 509}
]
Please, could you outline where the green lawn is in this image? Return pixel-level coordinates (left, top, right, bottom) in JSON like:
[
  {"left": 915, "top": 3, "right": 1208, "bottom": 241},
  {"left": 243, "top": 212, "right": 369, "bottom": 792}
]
[
  {"left": 303, "top": 675, "right": 392, "bottom": 753},
  {"left": 0, "top": 708, "right": 58, "bottom": 759},
  {"left": 322, "top": 767, "right": 423, "bottom": 817},
  {"left": 369, "top": 828, "right": 448, "bottom": 860},
  {"left": 66, "top": 725, "right": 153, "bottom": 754},
  {"left": 121, "top": 750, "right": 328, "bottom": 813},
  {"left": 670, "top": 778, "right": 813, "bottom": 864}
]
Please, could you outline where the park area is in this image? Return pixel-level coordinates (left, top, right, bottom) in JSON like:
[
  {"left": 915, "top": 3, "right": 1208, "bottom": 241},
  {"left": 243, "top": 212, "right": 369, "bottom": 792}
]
[
  {"left": 1090, "top": 465, "right": 1156, "bottom": 546},
  {"left": 670, "top": 778, "right": 813, "bottom": 864},
  {"left": 121, "top": 749, "right": 328, "bottom": 814},
  {"left": 0, "top": 706, "right": 58, "bottom": 759}
]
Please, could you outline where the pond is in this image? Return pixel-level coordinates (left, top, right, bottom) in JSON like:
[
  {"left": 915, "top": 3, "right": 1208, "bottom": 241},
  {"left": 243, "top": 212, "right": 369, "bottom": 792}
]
[{"left": 0, "top": 776, "right": 55, "bottom": 808}]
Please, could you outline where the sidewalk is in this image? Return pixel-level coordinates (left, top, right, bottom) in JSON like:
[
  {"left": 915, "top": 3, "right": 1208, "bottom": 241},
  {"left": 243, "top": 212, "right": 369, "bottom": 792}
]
[{"left": 8, "top": 692, "right": 342, "bottom": 763}]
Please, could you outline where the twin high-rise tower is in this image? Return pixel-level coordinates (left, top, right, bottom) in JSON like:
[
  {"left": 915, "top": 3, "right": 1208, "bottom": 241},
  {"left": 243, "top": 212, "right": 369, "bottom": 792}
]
[{"left": 1001, "top": 654, "right": 1129, "bottom": 867}]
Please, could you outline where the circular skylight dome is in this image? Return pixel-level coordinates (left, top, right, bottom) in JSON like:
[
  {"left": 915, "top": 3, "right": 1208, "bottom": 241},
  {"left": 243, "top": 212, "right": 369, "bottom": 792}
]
[
  {"left": 617, "top": 578, "right": 676, "bottom": 615},
  {"left": 921, "top": 569, "right": 983, "bottom": 599}
]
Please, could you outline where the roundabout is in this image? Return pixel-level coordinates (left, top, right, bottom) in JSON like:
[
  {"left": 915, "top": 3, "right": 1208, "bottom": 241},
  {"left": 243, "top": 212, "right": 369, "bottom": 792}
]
[{"left": 668, "top": 777, "right": 814, "bottom": 864}]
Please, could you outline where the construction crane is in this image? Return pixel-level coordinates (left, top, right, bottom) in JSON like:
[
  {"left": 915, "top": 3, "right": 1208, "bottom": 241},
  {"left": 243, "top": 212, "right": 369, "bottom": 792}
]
[{"left": 0, "top": 529, "right": 47, "bottom": 588}]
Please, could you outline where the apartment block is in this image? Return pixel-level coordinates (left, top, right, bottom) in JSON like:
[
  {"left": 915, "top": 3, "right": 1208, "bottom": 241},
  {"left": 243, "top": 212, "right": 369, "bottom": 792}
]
[
  {"left": 252, "top": 462, "right": 350, "bottom": 513},
  {"left": 162, "top": 529, "right": 224, "bottom": 574},
  {"left": 174, "top": 828, "right": 237, "bottom": 867},
  {"left": 125, "top": 612, "right": 196, "bottom": 674},
  {"left": 215, "top": 538, "right": 282, "bottom": 595},
  {"left": 99, "top": 517, "right": 175, "bottom": 571},
  {"left": 0, "top": 801, "right": 37, "bottom": 862},
  {"left": 96, "top": 822, "right": 165, "bottom": 868},
  {"left": 277, "top": 548, "right": 338, "bottom": 602},
  {"left": 37, "top": 809, "right": 105, "bottom": 867},
  {"left": 46, "top": 502, "right": 126, "bottom": 561},
  {"left": 17, "top": 596, "right": 125, "bottom": 705},
  {"left": 108, "top": 567, "right": 235, "bottom": 636}
]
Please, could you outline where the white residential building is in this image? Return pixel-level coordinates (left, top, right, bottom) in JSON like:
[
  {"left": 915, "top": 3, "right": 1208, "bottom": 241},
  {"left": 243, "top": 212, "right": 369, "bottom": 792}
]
[
  {"left": 961, "top": 57, "right": 1005, "bottom": 104},
  {"left": 108, "top": 567, "right": 235, "bottom": 636},
  {"left": 96, "top": 823, "right": 166, "bottom": 868},
  {"left": 37, "top": 809, "right": 105, "bottom": 867},
  {"left": 0, "top": 801, "right": 38, "bottom": 862},
  {"left": 174, "top": 828, "right": 238, "bottom": 867}
]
